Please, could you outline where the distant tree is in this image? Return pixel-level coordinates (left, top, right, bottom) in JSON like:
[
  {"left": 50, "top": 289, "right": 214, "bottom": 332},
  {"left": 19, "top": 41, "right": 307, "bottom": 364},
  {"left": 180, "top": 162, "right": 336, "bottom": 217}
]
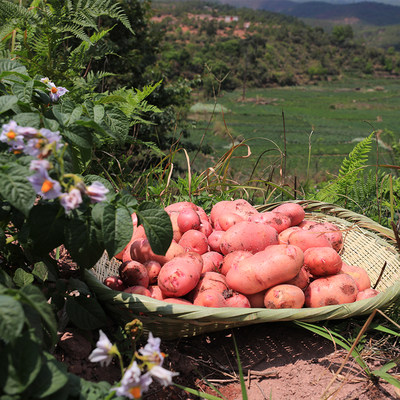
[{"left": 331, "top": 25, "right": 354, "bottom": 45}]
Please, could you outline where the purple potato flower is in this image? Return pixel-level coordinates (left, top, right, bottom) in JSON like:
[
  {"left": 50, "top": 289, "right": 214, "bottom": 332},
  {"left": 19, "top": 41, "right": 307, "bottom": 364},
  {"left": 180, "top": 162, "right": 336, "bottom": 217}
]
[
  {"left": 28, "top": 169, "right": 62, "bottom": 199},
  {"left": 88, "top": 330, "right": 115, "bottom": 367},
  {"left": 0, "top": 120, "right": 25, "bottom": 151},
  {"left": 48, "top": 83, "right": 69, "bottom": 102},
  {"left": 30, "top": 159, "right": 51, "bottom": 172},
  {"left": 86, "top": 181, "right": 109, "bottom": 203},
  {"left": 59, "top": 188, "right": 83, "bottom": 213},
  {"left": 139, "top": 332, "right": 164, "bottom": 365},
  {"left": 112, "top": 362, "right": 152, "bottom": 399}
]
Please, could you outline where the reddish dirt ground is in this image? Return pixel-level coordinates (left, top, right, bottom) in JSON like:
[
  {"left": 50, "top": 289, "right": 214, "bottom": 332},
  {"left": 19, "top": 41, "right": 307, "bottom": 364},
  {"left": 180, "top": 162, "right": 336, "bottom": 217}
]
[{"left": 56, "top": 320, "right": 400, "bottom": 400}]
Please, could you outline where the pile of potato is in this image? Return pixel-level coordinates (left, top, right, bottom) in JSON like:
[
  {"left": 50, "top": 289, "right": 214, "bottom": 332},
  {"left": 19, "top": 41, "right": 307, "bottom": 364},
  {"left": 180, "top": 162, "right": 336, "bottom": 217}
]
[{"left": 104, "top": 200, "right": 380, "bottom": 309}]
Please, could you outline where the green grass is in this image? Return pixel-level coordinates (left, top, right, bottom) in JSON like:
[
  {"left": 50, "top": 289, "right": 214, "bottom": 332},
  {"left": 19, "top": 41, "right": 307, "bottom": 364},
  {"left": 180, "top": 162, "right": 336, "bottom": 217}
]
[{"left": 185, "top": 77, "right": 400, "bottom": 185}]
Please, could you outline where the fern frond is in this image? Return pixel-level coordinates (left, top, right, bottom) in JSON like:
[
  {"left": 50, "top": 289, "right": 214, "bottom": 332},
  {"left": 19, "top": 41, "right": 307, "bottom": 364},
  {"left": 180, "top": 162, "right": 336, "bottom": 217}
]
[
  {"left": 0, "top": 1, "right": 40, "bottom": 23},
  {"left": 316, "top": 133, "right": 373, "bottom": 203}
]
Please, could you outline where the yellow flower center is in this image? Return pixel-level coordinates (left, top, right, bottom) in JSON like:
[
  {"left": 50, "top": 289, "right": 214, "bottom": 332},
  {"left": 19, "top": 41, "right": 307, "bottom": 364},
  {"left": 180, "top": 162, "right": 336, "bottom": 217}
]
[
  {"left": 41, "top": 179, "right": 53, "bottom": 193},
  {"left": 6, "top": 130, "right": 16, "bottom": 140},
  {"left": 51, "top": 87, "right": 58, "bottom": 94},
  {"left": 129, "top": 386, "right": 141, "bottom": 399}
]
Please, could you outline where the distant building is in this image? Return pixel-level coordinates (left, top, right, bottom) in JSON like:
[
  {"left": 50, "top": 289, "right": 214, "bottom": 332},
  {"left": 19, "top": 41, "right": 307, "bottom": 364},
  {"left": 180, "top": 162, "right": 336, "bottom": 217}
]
[{"left": 224, "top": 16, "right": 239, "bottom": 23}]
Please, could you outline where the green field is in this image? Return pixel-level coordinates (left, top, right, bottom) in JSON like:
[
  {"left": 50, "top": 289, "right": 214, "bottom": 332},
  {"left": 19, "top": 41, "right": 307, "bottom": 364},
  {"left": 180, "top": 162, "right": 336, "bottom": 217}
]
[{"left": 185, "top": 77, "right": 400, "bottom": 185}]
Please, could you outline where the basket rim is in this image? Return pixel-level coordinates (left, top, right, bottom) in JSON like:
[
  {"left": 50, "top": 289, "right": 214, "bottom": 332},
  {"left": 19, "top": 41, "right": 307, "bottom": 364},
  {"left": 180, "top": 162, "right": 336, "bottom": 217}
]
[{"left": 87, "top": 200, "right": 400, "bottom": 326}]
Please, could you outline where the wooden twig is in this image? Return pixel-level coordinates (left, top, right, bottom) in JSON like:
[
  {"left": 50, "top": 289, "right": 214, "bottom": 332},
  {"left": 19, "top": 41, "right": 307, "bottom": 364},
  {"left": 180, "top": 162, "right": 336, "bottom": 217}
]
[{"left": 373, "top": 261, "right": 387, "bottom": 290}]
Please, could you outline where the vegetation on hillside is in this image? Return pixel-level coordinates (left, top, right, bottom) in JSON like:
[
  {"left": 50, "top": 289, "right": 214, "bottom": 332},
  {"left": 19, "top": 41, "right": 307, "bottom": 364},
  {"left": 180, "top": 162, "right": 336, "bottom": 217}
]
[{"left": 151, "top": 0, "right": 400, "bottom": 94}]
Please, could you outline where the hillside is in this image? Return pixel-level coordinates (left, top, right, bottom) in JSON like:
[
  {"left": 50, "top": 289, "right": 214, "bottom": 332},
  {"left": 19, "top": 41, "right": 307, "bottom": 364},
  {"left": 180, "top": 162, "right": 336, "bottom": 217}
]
[
  {"left": 213, "top": 0, "right": 400, "bottom": 25},
  {"left": 151, "top": 0, "right": 400, "bottom": 93}
]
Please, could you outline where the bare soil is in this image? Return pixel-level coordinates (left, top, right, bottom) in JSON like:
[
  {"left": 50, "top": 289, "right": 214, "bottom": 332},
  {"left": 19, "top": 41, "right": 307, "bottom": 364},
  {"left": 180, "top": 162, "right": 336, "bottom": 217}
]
[{"left": 56, "top": 320, "right": 400, "bottom": 400}]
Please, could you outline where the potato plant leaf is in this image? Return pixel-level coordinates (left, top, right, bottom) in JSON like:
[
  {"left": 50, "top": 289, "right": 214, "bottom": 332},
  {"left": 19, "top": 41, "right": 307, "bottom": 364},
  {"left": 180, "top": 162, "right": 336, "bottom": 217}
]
[
  {"left": 0, "top": 163, "right": 36, "bottom": 216},
  {"left": 65, "top": 296, "right": 109, "bottom": 330},
  {"left": 102, "top": 203, "right": 133, "bottom": 257},
  {"left": 136, "top": 202, "right": 173, "bottom": 255},
  {"left": 0, "top": 294, "right": 24, "bottom": 343},
  {"left": 13, "top": 268, "right": 34, "bottom": 288}
]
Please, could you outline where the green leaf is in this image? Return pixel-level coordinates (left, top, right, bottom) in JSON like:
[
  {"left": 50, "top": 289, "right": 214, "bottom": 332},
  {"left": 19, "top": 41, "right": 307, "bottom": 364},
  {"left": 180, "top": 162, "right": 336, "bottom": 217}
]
[
  {"left": 27, "top": 353, "right": 69, "bottom": 398},
  {"left": 0, "top": 59, "right": 27, "bottom": 75},
  {"left": 0, "top": 269, "right": 14, "bottom": 288},
  {"left": 0, "top": 95, "right": 18, "bottom": 113},
  {"left": 102, "top": 106, "right": 130, "bottom": 142},
  {"left": 28, "top": 203, "right": 66, "bottom": 254},
  {"left": 3, "top": 331, "right": 42, "bottom": 395},
  {"left": 65, "top": 295, "right": 109, "bottom": 330},
  {"left": 32, "top": 262, "right": 49, "bottom": 283},
  {"left": 173, "top": 384, "right": 224, "bottom": 400},
  {"left": 137, "top": 202, "right": 173, "bottom": 255},
  {"left": 0, "top": 294, "right": 24, "bottom": 343},
  {"left": 13, "top": 112, "right": 41, "bottom": 128},
  {"left": 62, "top": 128, "right": 93, "bottom": 149},
  {"left": 102, "top": 203, "right": 133, "bottom": 257},
  {"left": 13, "top": 268, "right": 34, "bottom": 288},
  {"left": 64, "top": 216, "right": 104, "bottom": 269},
  {"left": 372, "top": 368, "right": 400, "bottom": 388},
  {"left": 0, "top": 163, "right": 36, "bottom": 216},
  {"left": 19, "top": 285, "right": 58, "bottom": 345},
  {"left": 67, "top": 278, "right": 91, "bottom": 296},
  {"left": 13, "top": 79, "right": 34, "bottom": 103},
  {"left": 93, "top": 104, "right": 105, "bottom": 124}
]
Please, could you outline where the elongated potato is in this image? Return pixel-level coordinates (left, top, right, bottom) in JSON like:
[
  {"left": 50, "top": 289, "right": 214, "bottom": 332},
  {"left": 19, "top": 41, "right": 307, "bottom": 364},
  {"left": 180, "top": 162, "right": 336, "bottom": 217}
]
[
  {"left": 210, "top": 199, "right": 259, "bottom": 228},
  {"left": 264, "top": 284, "right": 305, "bottom": 309},
  {"left": 248, "top": 211, "right": 291, "bottom": 233},
  {"left": 273, "top": 203, "right": 305, "bottom": 226},
  {"left": 304, "top": 274, "right": 358, "bottom": 307},
  {"left": 157, "top": 252, "right": 203, "bottom": 297},
  {"left": 220, "top": 221, "right": 278, "bottom": 255},
  {"left": 226, "top": 244, "right": 304, "bottom": 295},
  {"left": 304, "top": 246, "right": 342, "bottom": 277},
  {"left": 307, "top": 222, "right": 343, "bottom": 252},
  {"left": 287, "top": 229, "right": 332, "bottom": 252},
  {"left": 278, "top": 226, "right": 302, "bottom": 245},
  {"left": 340, "top": 262, "right": 371, "bottom": 292}
]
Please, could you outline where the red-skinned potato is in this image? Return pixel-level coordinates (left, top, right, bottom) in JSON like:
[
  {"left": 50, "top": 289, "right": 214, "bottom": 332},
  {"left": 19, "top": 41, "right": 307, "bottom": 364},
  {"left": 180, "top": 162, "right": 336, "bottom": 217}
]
[
  {"left": 208, "top": 230, "right": 224, "bottom": 253},
  {"left": 104, "top": 276, "right": 126, "bottom": 291},
  {"left": 298, "top": 220, "right": 319, "bottom": 229},
  {"left": 356, "top": 288, "right": 379, "bottom": 301},
  {"left": 273, "top": 203, "right": 305, "bottom": 226},
  {"left": 193, "top": 289, "right": 226, "bottom": 307},
  {"left": 148, "top": 285, "right": 165, "bottom": 300},
  {"left": 119, "top": 260, "right": 149, "bottom": 288},
  {"left": 177, "top": 208, "right": 201, "bottom": 233},
  {"left": 248, "top": 211, "right": 291, "bottom": 233},
  {"left": 163, "top": 298, "right": 193, "bottom": 305},
  {"left": 201, "top": 251, "right": 224, "bottom": 274},
  {"left": 198, "top": 220, "right": 213, "bottom": 237},
  {"left": 224, "top": 292, "right": 251, "bottom": 308},
  {"left": 287, "top": 229, "right": 332, "bottom": 252},
  {"left": 124, "top": 285, "right": 151, "bottom": 296},
  {"left": 157, "top": 252, "right": 203, "bottom": 298},
  {"left": 246, "top": 290, "right": 266, "bottom": 308},
  {"left": 190, "top": 272, "right": 228, "bottom": 302},
  {"left": 220, "top": 250, "right": 252, "bottom": 276},
  {"left": 165, "top": 201, "right": 197, "bottom": 213},
  {"left": 130, "top": 237, "right": 185, "bottom": 265},
  {"left": 220, "top": 221, "right": 278, "bottom": 255},
  {"left": 168, "top": 211, "right": 182, "bottom": 242},
  {"left": 218, "top": 212, "right": 244, "bottom": 231},
  {"left": 304, "top": 247, "right": 342, "bottom": 277},
  {"left": 340, "top": 262, "right": 371, "bottom": 292},
  {"left": 307, "top": 222, "right": 343, "bottom": 252},
  {"left": 304, "top": 274, "right": 359, "bottom": 307},
  {"left": 284, "top": 266, "right": 310, "bottom": 290},
  {"left": 143, "top": 260, "right": 161, "bottom": 284},
  {"left": 179, "top": 229, "right": 209, "bottom": 255},
  {"left": 210, "top": 199, "right": 259, "bottom": 228},
  {"left": 278, "top": 226, "right": 302, "bottom": 245},
  {"left": 264, "top": 284, "right": 305, "bottom": 309},
  {"left": 226, "top": 244, "right": 304, "bottom": 295}
]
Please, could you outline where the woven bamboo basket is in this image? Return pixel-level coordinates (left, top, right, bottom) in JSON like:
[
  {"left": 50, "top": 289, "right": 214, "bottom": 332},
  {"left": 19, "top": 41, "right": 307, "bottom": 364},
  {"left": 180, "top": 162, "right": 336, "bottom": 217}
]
[{"left": 85, "top": 200, "right": 400, "bottom": 340}]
